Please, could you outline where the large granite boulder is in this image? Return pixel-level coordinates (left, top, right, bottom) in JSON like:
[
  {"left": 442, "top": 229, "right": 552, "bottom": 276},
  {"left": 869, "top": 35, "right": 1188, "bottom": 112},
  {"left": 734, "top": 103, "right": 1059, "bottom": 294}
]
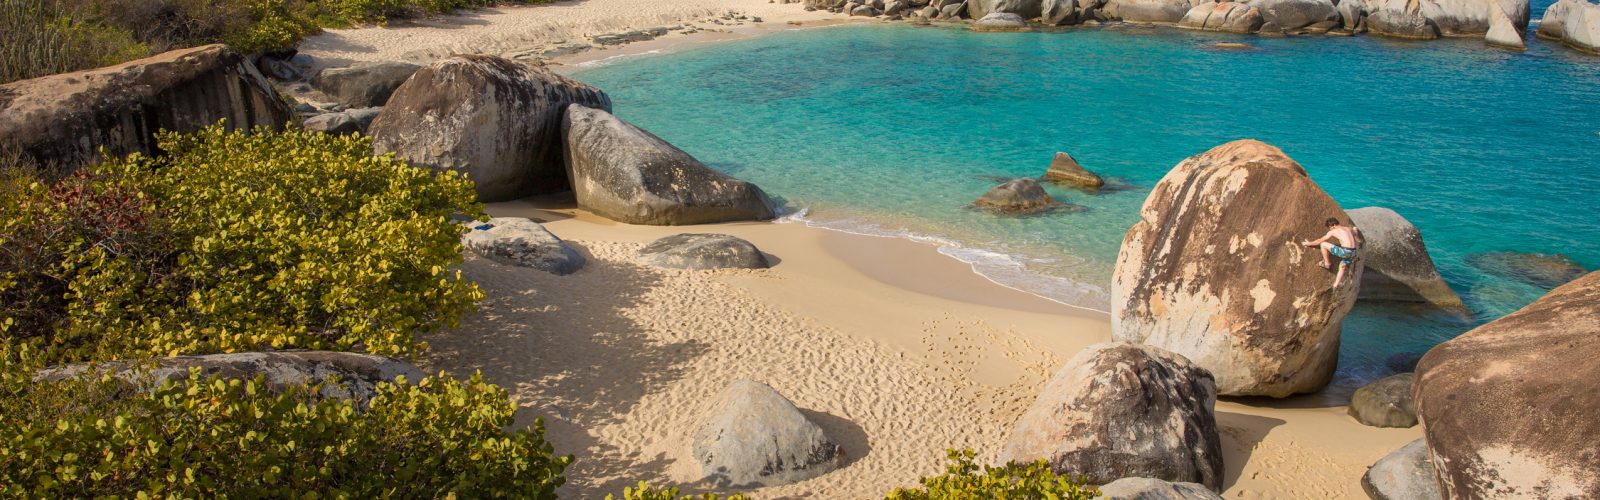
[
  {"left": 1101, "top": 0, "right": 1205, "bottom": 22},
  {"left": 639, "top": 234, "right": 771, "bottom": 270},
  {"left": 1043, "top": 0, "right": 1086, "bottom": 23},
  {"left": 1111, "top": 140, "right": 1359, "bottom": 397},
  {"left": 302, "top": 107, "right": 382, "bottom": 136},
  {"left": 1419, "top": 0, "right": 1530, "bottom": 35},
  {"left": 1536, "top": 0, "right": 1600, "bottom": 54},
  {"left": 1178, "top": 2, "right": 1267, "bottom": 31},
  {"left": 1346, "top": 207, "right": 1464, "bottom": 309},
  {"left": 973, "top": 178, "right": 1064, "bottom": 214},
  {"left": 1002, "top": 342, "right": 1223, "bottom": 491},
  {"left": 1466, "top": 251, "right": 1588, "bottom": 289},
  {"left": 1367, "top": 0, "right": 1442, "bottom": 38},
  {"left": 1348, "top": 373, "right": 1417, "bottom": 428},
  {"left": 562, "top": 105, "right": 775, "bottom": 225},
  {"left": 36, "top": 351, "right": 424, "bottom": 405},
  {"left": 1244, "top": 0, "right": 1340, "bottom": 29},
  {"left": 462, "top": 217, "right": 585, "bottom": 275},
  {"left": 311, "top": 61, "right": 421, "bottom": 108},
  {"left": 1362, "top": 439, "right": 1443, "bottom": 500},
  {"left": 1338, "top": 0, "right": 1367, "bottom": 29},
  {"left": 1098, "top": 477, "right": 1225, "bottom": 499},
  {"left": 0, "top": 44, "right": 292, "bottom": 173},
  {"left": 1041, "top": 151, "right": 1106, "bottom": 189},
  {"left": 691, "top": 380, "right": 844, "bottom": 487},
  {"left": 1485, "top": 2, "right": 1526, "bottom": 48},
  {"left": 967, "top": 0, "right": 1046, "bottom": 18},
  {"left": 1413, "top": 271, "right": 1600, "bottom": 498},
  {"left": 369, "top": 55, "right": 612, "bottom": 202},
  {"left": 971, "top": 11, "right": 1037, "bottom": 29}
]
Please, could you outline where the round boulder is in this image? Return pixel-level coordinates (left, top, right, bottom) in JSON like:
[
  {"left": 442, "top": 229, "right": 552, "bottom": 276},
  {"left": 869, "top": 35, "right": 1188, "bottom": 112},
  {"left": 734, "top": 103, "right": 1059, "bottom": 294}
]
[
  {"left": 691, "top": 380, "right": 844, "bottom": 487},
  {"left": 462, "top": 217, "right": 585, "bottom": 275},
  {"left": 1361, "top": 439, "right": 1442, "bottom": 500},
  {"left": 1099, "top": 477, "right": 1225, "bottom": 499},
  {"left": 640, "top": 234, "right": 771, "bottom": 270},
  {"left": 1102, "top": 0, "right": 1205, "bottom": 23},
  {"left": 1348, "top": 373, "right": 1417, "bottom": 428},
  {"left": 1041, "top": 151, "right": 1106, "bottom": 190},
  {"left": 973, "top": 178, "right": 1063, "bottom": 214},
  {"left": 311, "top": 61, "right": 421, "bottom": 108},
  {"left": 1002, "top": 342, "right": 1223, "bottom": 491},
  {"left": 1179, "top": 2, "right": 1267, "bottom": 32},
  {"left": 970, "top": 12, "right": 1036, "bottom": 30},
  {"left": 1243, "top": 0, "right": 1339, "bottom": 30},
  {"left": 1367, "top": 0, "right": 1442, "bottom": 39},
  {"left": 1347, "top": 207, "right": 1465, "bottom": 309}
]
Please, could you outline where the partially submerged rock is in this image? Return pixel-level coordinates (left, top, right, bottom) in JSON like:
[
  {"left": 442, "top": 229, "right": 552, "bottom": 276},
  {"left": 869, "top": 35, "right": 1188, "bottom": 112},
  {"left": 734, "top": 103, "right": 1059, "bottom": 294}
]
[
  {"left": 36, "top": 351, "right": 424, "bottom": 406},
  {"left": 970, "top": 12, "right": 1035, "bottom": 30},
  {"left": 1535, "top": 0, "right": 1600, "bottom": 54},
  {"left": 1348, "top": 373, "right": 1417, "bottom": 428},
  {"left": 1179, "top": 2, "right": 1267, "bottom": 32},
  {"left": 1466, "top": 251, "right": 1588, "bottom": 289},
  {"left": 462, "top": 217, "right": 585, "bottom": 275},
  {"left": 1041, "top": 151, "right": 1106, "bottom": 189},
  {"left": 1098, "top": 477, "right": 1225, "bottom": 499},
  {"left": 1361, "top": 439, "right": 1443, "bottom": 500},
  {"left": 974, "top": 178, "right": 1066, "bottom": 214},
  {"left": 1346, "top": 207, "right": 1464, "bottom": 309},
  {"left": 1484, "top": 2, "right": 1527, "bottom": 48},
  {"left": 639, "top": 234, "right": 771, "bottom": 270},
  {"left": 311, "top": 61, "right": 421, "bottom": 108},
  {"left": 1002, "top": 342, "right": 1223, "bottom": 491},
  {"left": 691, "top": 380, "right": 844, "bottom": 487}
]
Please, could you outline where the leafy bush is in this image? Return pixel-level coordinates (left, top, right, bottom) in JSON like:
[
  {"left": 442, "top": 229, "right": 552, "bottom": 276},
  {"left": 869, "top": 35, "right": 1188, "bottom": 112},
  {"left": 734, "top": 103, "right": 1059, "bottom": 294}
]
[
  {"left": 0, "top": 125, "right": 483, "bottom": 364},
  {"left": 0, "top": 366, "right": 569, "bottom": 497},
  {"left": 887, "top": 449, "right": 1099, "bottom": 500},
  {"left": 0, "top": 0, "right": 149, "bottom": 83},
  {"left": 609, "top": 482, "right": 750, "bottom": 500}
]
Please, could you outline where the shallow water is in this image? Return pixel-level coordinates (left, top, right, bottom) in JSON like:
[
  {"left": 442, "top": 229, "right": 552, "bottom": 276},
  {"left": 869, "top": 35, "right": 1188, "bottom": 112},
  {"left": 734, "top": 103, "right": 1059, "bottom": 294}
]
[{"left": 570, "top": 23, "right": 1600, "bottom": 388}]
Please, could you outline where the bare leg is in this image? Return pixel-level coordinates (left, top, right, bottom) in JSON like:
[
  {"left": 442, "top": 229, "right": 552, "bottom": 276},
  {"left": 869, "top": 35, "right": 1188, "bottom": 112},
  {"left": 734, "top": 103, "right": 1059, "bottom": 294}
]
[
  {"left": 1333, "top": 261, "right": 1348, "bottom": 289},
  {"left": 1317, "top": 242, "right": 1333, "bottom": 269}
]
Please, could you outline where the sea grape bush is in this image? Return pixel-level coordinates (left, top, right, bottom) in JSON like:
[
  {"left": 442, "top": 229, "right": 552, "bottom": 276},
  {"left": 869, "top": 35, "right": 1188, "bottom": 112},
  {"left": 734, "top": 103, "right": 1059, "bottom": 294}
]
[
  {"left": 886, "top": 449, "right": 1099, "bottom": 499},
  {"left": 609, "top": 482, "right": 751, "bottom": 500}
]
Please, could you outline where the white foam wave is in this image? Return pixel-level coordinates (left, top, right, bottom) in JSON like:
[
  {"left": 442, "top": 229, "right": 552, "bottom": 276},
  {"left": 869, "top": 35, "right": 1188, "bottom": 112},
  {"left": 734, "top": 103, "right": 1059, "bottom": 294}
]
[{"left": 575, "top": 49, "right": 666, "bottom": 68}]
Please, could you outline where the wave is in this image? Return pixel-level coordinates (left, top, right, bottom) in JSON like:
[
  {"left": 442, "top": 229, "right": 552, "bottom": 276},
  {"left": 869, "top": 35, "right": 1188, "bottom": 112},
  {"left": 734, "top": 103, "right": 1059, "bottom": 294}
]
[{"left": 575, "top": 49, "right": 666, "bottom": 68}]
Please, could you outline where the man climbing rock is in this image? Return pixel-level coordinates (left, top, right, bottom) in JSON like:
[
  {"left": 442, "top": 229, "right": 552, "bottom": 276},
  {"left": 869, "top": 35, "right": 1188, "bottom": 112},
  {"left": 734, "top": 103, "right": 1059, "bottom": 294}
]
[{"left": 1302, "top": 217, "right": 1363, "bottom": 290}]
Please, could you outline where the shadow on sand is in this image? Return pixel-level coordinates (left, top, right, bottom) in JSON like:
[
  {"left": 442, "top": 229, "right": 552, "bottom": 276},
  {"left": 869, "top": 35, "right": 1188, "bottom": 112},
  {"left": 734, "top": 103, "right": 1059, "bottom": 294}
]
[{"left": 1214, "top": 411, "right": 1285, "bottom": 490}]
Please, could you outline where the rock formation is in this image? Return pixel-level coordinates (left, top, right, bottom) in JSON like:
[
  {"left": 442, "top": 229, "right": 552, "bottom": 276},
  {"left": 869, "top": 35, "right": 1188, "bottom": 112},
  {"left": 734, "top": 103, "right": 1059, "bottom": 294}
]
[
  {"left": 1466, "top": 251, "right": 1588, "bottom": 289},
  {"left": 1367, "top": 0, "right": 1442, "bottom": 38},
  {"left": 967, "top": 0, "right": 1046, "bottom": 18},
  {"left": 1179, "top": 2, "right": 1267, "bottom": 32},
  {"left": 1102, "top": 0, "right": 1206, "bottom": 22},
  {"left": 1485, "top": 1, "right": 1526, "bottom": 48},
  {"left": 1346, "top": 207, "right": 1464, "bottom": 309},
  {"left": 1002, "top": 342, "right": 1223, "bottom": 491},
  {"left": 973, "top": 178, "right": 1064, "bottom": 214},
  {"left": 1348, "top": 373, "right": 1417, "bottom": 428},
  {"left": 971, "top": 12, "right": 1036, "bottom": 30},
  {"left": 1413, "top": 271, "right": 1600, "bottom": 498},
  {"left": 1362, "top": 439, "right": 1443, "bottom": 500},
  {"left": 302, "top": 107, "right": 382, "bottom": 136},
  {"left": 369, "top": 55, "right": 612, "bottom": 202},
  {"left": 690, "top": 380, "right": 844, "bottom": 487},
  {"left": 1098, "top": 478, "right": 1226, "bottom": 499},
  {"left": 1043, "top": 0, "right": 1086, "bottom": 23},
  {"left": 639, "top": 234, "right": 771, "bottom": 270},
  {"left": 562, "top": 105, "right": 775, "bottom": 225},
  {"left": 36, "top": 351, "right": 424, "bottom": 406},
  {"left": 1245, "top": 0, "right": 1340, "bottom": 30},
  {"left": 0, "top": 44, "right": 292, "bottom": 173},
  {"left": 462, "top": 217, "right": 585, "bottom": 275},
  {"left": 1537, "top": 0, "right": 1600, "bottom": 55},
  {"left": 1111, "top": 140, "right": 1358, "bottom": 397},
  {"left": 1041, "top": 151, "right": 1107, "bottom": 189},
  {"left": 311, "top": 61, "right": 421, "bottom": 108}
]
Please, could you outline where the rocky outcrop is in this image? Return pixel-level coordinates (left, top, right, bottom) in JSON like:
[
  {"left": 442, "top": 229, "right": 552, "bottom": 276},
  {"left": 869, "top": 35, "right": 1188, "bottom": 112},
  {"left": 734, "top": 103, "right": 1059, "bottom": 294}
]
[
  {"left": 1362, "top": 439, "right": 1443, "bottom": 500},
  {"left": 1348, "top": 373, "right": 1417, "bottom": 428},
  {"left": 302, "top": 107, "right": 382, "bottom": 136},
  {"left": 0, "top": 44, "right": 292, "bottom": 173},
  {"left": 1244, "top": 0, "right": 1340, "bottom": 29},
  {"left": 971, "top": 11, "right": 1036, "bottom": 29},
  {"left": 1178, "top": 2, "right": 1267, "bottom": 32},
  {"left": 462, "top": 217, "right": 585, "bottom": 275},
  {"left": 1043, "top": 0, "right": 1085, "bottom": 23},
  {"left": 1042, "top": 151, "right": 1107, "bottom": 189},
  {"left": 1099, "top": 478, "right": 1226, "bottom": 499},
  {"left": 1420, "top": 0, "right": 1530, "bottom": 35},
  {"left": 967, "top": 0, "right": 1045, "bottom": 19},
  {"left": 1413, "top": 271, "right": 1600, "bottom": 498},
  {"left": 36, "top": 351, "right": 424, "bottom": 406},
  {"left": 1002, "top": 342, "right": 1223, "bottom": 491},
  {"left": 973, "top": 178, "right": 1064, "bottom": 214},
  {"left": 1367, "top": 0, "right": 1442, "bottom": 38},
  {"left": 1111, "top": 140, "right": 1358, "bottom": 397},
  {"left": 1536, "top": 0, "right": 1600, "bottom": 55},
  {"left": 1102, "top": 0, "right": 1205, "bottom": 22},
  {"left": 311, "top": 61, "right": 421, "bottom": 108},
  {"left": 1466, "top": 251, "right": 1588, "bottom": 289},
  {"left": 369, "top": 55, "right": 611, "bottom": 202},
  {"left": 1346, "top": 207, "right": 1464, "bottom": 309},
  {"left": 1339, "top": 0, "right": 1367, "bottom": 29},
  {"left": 562, "top": 105, "right": 775, "bottom": 225},
  {"left": 1485, "top": 2, "right": 1526, "bottom": 48},
  {"left": 691, "top": 380, "right": 844, "bottom": 487},
  {"left": 639, "top": 234, "right": 771, "bottom": 270}
]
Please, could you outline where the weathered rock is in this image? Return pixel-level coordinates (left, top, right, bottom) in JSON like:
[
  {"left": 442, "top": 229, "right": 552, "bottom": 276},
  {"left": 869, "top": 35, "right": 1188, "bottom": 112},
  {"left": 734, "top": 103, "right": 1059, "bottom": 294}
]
[
  {"left": 1421, "top": 0, "right": 1530, "bottom": 35},
  {"left": 1466, "top": 251, "right": 1588, "bottom": 289},
  {"left": 1002, "top": 342, "right": 1223, "bottom": 490},
  {"left": 886, "top": 0, "right": 910, "bottom": 15},
  {"left": 942, "top": 1, "right": 970, "bottom": 17},
  {"left": 973, "top": 178, "right": 1063, "bottom": 214},
  {"left": 1348, "top": 373, "right": 1417, "bottom": 428},
  {"left": 1099, "top": 477, "right": 1226, "bottom": 499},
  {"left": 1102, "top": 0, "right": 1204, "bottom": 22},
  {"left": 1485, "top": 2, "right": 1526, "bottom": 48},
  {"left": 639, "top": 234, "right": 771, "bottom": 270},
  {"left": 312, "top": 61, "right": 420, "bottom": 108},
  {"left": 1367, "top": 0, "right": 1442, "bottom": 38},
  {"left": 1111, "top": 140, "right": 1359, "bottom": 397},
  {"left": 1338, "top": 0, "right": 1367, "bottom": 29},
  {"left": 1178, "top": 2, "right": 1266, "bottom": 31},
  {"left": 259, "top": 56, "right": 303, "bottom": 81},
  {"left": 691, "top": 380, "right": 844, "bottom": 487},
  {"left": 369, "top": 55, "right": 612, "bottom": 202},
  {"left": 1413, "top": 271, "right": 1600, "bottom": 498},
  {"left": 1043, "top": 0, "right": 1084, "bottom": 23},
  {"left": 36, "top": 351, "right": 424, "bottom": 406},
  {"left": 967, "top": 0, "right": 1045, "bottom": 18},
  {"left": 920, "top": 5, "right": 943, "bottom": 16},
  {"left": 0, "top": 44, "right": 292, "bottom": 173},
  {"left": 1346, "top": 207, "right": 1464, "bottom": 309},
  {"left": 1536, "top": 0, "right": 1600, "bottom": 55},
  {"left": 462, "top": 217, "right": 585, "bottom": 275},
  {"left": 1042, "top": 151, "right": 1107, "bottom": 189},
  {"left": 562, "top": 105, "right": 775, "bottom": 225},
  {"left": 1244, "top": 0, "right": 1339, "bottom": 28},
  {"left": 1362, "top": 439, "right": 1443, "bottom": 500},
  {"left": 971, "top": 11, "right": 1036, "bottom": 29},
  {"left": 850, "top": 3, "right": 881, "bottom": 14},
  {"left": 302, "top": 107, "right": 382, "bottom": 136}
]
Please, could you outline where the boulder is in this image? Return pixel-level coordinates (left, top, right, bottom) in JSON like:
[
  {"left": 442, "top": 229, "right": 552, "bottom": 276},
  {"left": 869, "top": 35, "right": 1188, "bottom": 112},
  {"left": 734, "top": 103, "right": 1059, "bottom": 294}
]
[
  {"left": 562, "top": 105, "right": 775, "bottom": 225},
  {"left": 970, "top": 12, "right": 1037, "bottom": 30},
  {"left": 942, "top": 1, "right": 970, "bottom": 17},
  {"left": 1536, "top": 0, "right": 1600, "bottom": 55},
  {"left": 0, "top": 44, "right": 292, "bottom": 174},
  {"left": 886, "top": 0, "right": 910, "bottom": 15},
  {"left": 1002, "top": 342, "right": 1223, "bottom": 491},
  {"left": 1346, "top": 207, "right": 1464, "bottom": 309},
  {"left": 462, "top": 217, "right": 585, "bottom": 275},
  {"left": 1484, "top": 2, "right": 1527, "bottom": 48},
  {"left": 639, "top": 234, "right": 770, "bottom": 270},
  {"left": 369, "top": 55, "right": 612, "bottom": 202},
  {"left": 311, "top": 61, "right": 421, "bottom": 108},
  {"left": 1419, "top": 0, "right": 1530, "bottom": 35},
  {"left": 1041, "top": 151, "right": 1106, "bottom": 189},
  {"left": 1102, "top": 0, "right": 1204, "bottom": 22},
  {"left": 1245, "top": 0, "right": 1339, "bottom": 29},
  {"left": 1111, "top": 140, "right": 1359, "bottom": 397},
  {"left": 1098, "top": 478, "right": 1226, "bottom": 499},
  {"left": 1338, "top": 0, "right": 1367, "bottom": 29},
  {"left": 973, "top": 178, "right": 1063, "bottom": 214},
  {"left": 1043, "top": 0, "right": 1084, "bottom": 23},
  {"left": 1413, "top": 271, "right": 1600, "bottom": 498},
  {"left": 1178, "top": 2, "right": 1266, "bottom": 32},
  {"left": 850, "top": 4, "right": 881, "bottom": 15},
  {"left": 967, "top": 0, "right": 1045, "bottom": 18},
  {"left": 691, "top": 380, "right": 844, "bottom": 487},
  {"left": 1362, "top": 439, "right": 1443, "bottom": 500},
  {"left": 1466, "top": 251, "right": 1588, "bottom": 289},
  {"left": 1367, "top": 0, "right": 1442, "bottom": 38},
  {"left": 36, "top": 351, "right": 424, "bottom": 406},
  {"left": 1348, "top": 373, "right": 1417, "bottom": 428},
  {"left": 302, "top": 107, "right": 382, "bottom": 136}
]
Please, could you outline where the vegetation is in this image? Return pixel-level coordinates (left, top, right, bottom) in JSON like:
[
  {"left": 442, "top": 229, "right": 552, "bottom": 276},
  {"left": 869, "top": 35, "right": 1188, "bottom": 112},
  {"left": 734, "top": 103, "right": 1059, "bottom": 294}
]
[
  {"left": 609, "top": 482, "right": 751, "bottom": 500},
  {"left": 887, "top": 449, "right": 1099, "bottom": 500}
]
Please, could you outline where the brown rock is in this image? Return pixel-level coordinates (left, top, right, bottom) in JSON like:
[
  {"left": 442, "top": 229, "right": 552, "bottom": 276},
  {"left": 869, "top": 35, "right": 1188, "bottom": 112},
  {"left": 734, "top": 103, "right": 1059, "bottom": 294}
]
[
  {"left": 973, "top": 178, "right": 1064, "bottom": 214},
  {"left": 1178, "top": 2, "right": 1266, "bottom": 32},
  {"left": 1042, "top": 151, "right": 1106, "bottom": 190}
]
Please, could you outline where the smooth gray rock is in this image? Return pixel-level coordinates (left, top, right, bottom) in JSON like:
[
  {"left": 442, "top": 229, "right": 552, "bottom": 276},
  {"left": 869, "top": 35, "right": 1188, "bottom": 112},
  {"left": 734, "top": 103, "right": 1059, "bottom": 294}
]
[
  {"left": 971, "top": 11, "right": 1036, "bottom": 29},
  {"left": 691, "top": 380, "right": 844, "bottom": 487},
  {"left": 639, "top": 234, "right": 770, "bottom": 270},
  {"left": 973, "top": 178, "right": 1062, "bottom": 214},
  {"left": 462, "top": 217, "right": 584, "bottom": 275},
  {"left": 1099, "top": 477, "right": 1226, "bottom": 499},
  {"left": 36, "top": 351, "right": 424, "bottom": 406},
  {"left": 967, "top": 0, "right": 1045, "bottom": 19},
  {"left": 1102, "top": 0, "right": 1204, "bottom": 22},
  {"left": 1348, "top": 373, "right": 1417, "bottom": 428},
  {"left": 1347, "top": 207, "right": 1465, "bottom": 309},
  {"left": 1244, "top": 0, "right": 1339, "bottom": 29},
  {"left": 1338, "top": 0, "right": 1367, "bottom": 28},
  {"left": 1178, "top": 2, "right": 1266, "bottom": 32},
  {"left": 562, "top": 105, "right": 775, "bottom": 225},
  {"left": 1361, "top": 439, "right": 1442, "bottom": 500},
  {"left": 302, "top": 107, "right": 382, "bottom": 136},
  {"left": 1366, "top": 0, "right": 1442, "bottom": 38},
  {"left": 312, "top": 61, "right": 421, "bottom": 108},
  {"left": 1042, "top": 151, "right": 1106, "bottom": 189},
  {"left": 886, "top": 0, "right": 910, "bottom": 15},
  {"left": 1002, "top": 342, "right": 1224, "bottom": 491}
]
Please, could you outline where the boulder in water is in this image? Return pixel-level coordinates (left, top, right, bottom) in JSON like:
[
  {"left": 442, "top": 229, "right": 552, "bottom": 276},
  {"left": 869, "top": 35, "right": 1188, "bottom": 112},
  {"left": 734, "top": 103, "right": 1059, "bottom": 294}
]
[
  {"left": 967, "top": 0, "right": 1046, "bottom": 18},
  {"left": 640, "top": 234, "right": 771, "bottom": 270},
  {"left": 462, "top": 217, "right": 585, "bottom": 275},
  {"left": 1244, "top": 0, "right": 1339, "bottom": 29},
  {"left": 1540, "top": 0, "right": 1600, "bottom": 54},
  {"left": 36, "top": 351, "right": 424, "bottom": 406},
  {"left": 1346, "top": 207, "right": 1464, "bottom": 309},
  {"left": 311, "top": 61, "right": 421, "bottom": 108},
  {"left": 1043, "top": 0, "right": 1084, "bottom": 24},
  {"left": 1366, "top": 0, "right": 1442, "bottom": 38},
  {"left": 973, "top": 178, "right": 1065, "bottom": 214},
  {"left": 1099, "top": 478, "right": 1225, "bottom": 499},
  {"left": 1178, "top": 2, "right": 1266, "bottom": 32},
  {"left": 970, "top": 12, "right": 1036, "bottom": 30},
  {"left": 691, "top": 380, "right": 844, "bottom": 487},
  {"left": 1466, "top": 251, "right": 1588, "bottom": 289},
  {"left": 1348, "top": 373, "right": 1417, "bottom": 428},
  {"left": 1484, "top": 2, "right": 1526, "bottom": 48},
  {"left": 1102, "top": 0, "right": 1205, "bottom": 22},
  {"left": 1362, "top": 439, "right": 1443, "bottom": 500},
  {"left": 1042, "top": 151, "right": 1107, "bottom": 189}
]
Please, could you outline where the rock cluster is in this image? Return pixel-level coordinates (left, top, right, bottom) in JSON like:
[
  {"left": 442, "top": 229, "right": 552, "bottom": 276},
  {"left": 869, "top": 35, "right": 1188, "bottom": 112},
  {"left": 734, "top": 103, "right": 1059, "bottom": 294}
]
[
  {"left": 1179, "top": 2, "right": 1266, "bottom": 32},
  {"left": 462, "top": 218, "right": 585, "bottom": 275},
  {"left": 311, "top": 61, "right": 421, "bottom": 108},
  {"left": 690, "top": 380, "right": 844, "bottom": 487}
]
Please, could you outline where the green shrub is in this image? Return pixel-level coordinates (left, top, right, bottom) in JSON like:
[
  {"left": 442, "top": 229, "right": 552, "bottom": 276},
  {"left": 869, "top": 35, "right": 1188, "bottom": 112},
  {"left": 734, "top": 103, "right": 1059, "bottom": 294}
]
[
  {"left": 0, "top": 366, "right": 569, "bottom": 497},
  {"left": 609, "top": 482, "right": 750, "bottom": 500},
  {"left": 887, "top": 449, "right": 1099, "bottom": 500},
  {"left": 0, "top": 0, "right": 149, "bottom": 83},
  {"left": 0, "top": 125, "right": 483, "bottom": 364}
]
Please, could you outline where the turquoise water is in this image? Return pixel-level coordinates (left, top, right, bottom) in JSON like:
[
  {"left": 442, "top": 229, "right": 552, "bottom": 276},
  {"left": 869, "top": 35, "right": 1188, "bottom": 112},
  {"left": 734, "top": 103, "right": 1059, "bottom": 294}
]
[{"left": 570, "top": 24, "right": 1600, "bottom": 389}]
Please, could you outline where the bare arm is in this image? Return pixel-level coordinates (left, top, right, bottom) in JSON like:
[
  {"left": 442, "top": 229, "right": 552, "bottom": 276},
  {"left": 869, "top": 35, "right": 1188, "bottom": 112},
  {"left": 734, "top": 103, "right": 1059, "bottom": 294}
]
[{"left": 1302, "top": 230, "right": 1334, "bottom": 247}]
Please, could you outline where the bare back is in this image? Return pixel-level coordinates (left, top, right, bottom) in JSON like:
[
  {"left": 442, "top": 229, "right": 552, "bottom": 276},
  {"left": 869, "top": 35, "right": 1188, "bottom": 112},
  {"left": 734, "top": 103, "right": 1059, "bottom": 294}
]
[{"left": 1330, "top": 226, "right": 1360, "bottom": 249}]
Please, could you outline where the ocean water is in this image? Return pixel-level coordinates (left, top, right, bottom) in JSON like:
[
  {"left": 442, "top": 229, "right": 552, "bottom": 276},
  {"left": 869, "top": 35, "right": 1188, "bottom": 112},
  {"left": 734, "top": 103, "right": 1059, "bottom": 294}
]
[{"left": 569, "top": 23, "right": 1600, "bottom": 390}]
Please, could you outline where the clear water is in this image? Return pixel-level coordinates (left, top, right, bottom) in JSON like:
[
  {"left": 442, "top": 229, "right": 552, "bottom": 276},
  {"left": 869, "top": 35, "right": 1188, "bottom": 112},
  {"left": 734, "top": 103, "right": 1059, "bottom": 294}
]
[{"left": 570, "top": 23, "right": 1600, "bottom": 390}]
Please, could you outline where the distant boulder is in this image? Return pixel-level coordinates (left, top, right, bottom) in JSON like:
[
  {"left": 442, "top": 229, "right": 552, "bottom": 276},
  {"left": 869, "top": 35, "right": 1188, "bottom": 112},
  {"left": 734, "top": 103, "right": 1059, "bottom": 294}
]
[
  {"left": 302, "top": 107, "right": 382, "bottom": 136},
  {"left": 971, "top": 12, "right": 1036, "bottom": 30},
  {"left": 1043, "top": 0, "right": 1084, "bottom": 23},
  {"left": 1041, "top": 152, "right": 1106, "bottom": 189},
  {"left": 1099, "top": 478, "right": 1225, "bottom": 499},
  {"left": 639, "top": 234, "right": 771, "bottom": 270},
  {"left": 1466, "top": 251, "right": 1588, "bottom": 289},
  {"left": 1101, "top": 0, "right": 1205, "bottom": 22},
  {"left": 462, "top": 217, "right": 585, "bottom": 275},
  {"left": 1367, "top": 0, "right": 1442, "bottom": 38},
  {"left": 691, "top": 380, "right": 844, "bottom": 487},
  {"left": 1179, "top": 2, "right": 1266, "bottom": 32},
  {"left": 973, "top": 178, "right": 1065, "bottom": 214},
  {"left": 1348, "top": 373, "right": 1417, "bottom": 428},
  {"left": 1244, "top": 0, "right": 1339, "bottom": 29},
  {"left": 1362, "top": 439, "right": 1443, "bottom": 500},
  {"left": 1346, "top": 207, "right": 1464, "bottom": 309},
  {"left": 1484, "top": 2, "right": 1527, "bottom": 48},
  {"left": 1538, "top": 0, "right": 1600, "bottom": 54},
  {"left": 967, "top": 0, "right": 1045, "bottom": 19},
  {"left": 312, "top": 61, "right": 421, "bottom": 108},
  {"left": 36, "top": 351, "right": 424, "bottom": 406}
]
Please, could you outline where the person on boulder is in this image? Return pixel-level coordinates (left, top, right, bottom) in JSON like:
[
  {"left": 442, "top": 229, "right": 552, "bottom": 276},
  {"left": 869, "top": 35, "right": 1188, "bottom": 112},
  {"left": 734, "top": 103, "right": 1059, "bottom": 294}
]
[{"left": 1302, "top": 217, "right": 1364, "bottom": 289}]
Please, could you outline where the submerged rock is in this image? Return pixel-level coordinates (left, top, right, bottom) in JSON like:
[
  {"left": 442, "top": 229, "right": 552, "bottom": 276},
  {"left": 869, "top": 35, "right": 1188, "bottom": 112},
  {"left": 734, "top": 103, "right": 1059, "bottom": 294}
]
[
  {"left": 1348, "top": 373, "right": 1417, "bottom": 428},
  {"left": 970, "top": 12, "right": 1036, "bottom": 30},
  {"left": 1362, "top": 439, "right": 1442, "bottom": 500},
  {"left": 36, "top": 351, "right": 424, "bottom": 406},
  {"left": 1099, "top": 478, "right": 1225, "bottom": 499},
  {"left": 1003, "top": 342, "right": 1223, "bottom": 491},
  {"left": 1111, "top": 140, "right": 1358, "bottom": 397},
  {"left": 1466, "top": 251, "right": 1588, "bottom": 289},
  {"left": 1178, "top": 1, "right": 1266, "bottom": 32},
  {"left": 974, "top": 178, "right": 1064, "bottom": 214},
  {"left": 640, "top": 234, "right": 771, "bottom": 270},
  {"left": 462, "top": 217, "right": 585, "bottom": 275},
  {"left": 1042, "top": 151, "right": 1107, "bottom": 189},
  {"left": 691, "top": 380, "right": 844, "bottom": 487},
  {"left": 1346, "top": 207, "right": 1464, "bottom": 309},
  {"left": 312, "top": 61, "right": 421, "bottom": 108}
]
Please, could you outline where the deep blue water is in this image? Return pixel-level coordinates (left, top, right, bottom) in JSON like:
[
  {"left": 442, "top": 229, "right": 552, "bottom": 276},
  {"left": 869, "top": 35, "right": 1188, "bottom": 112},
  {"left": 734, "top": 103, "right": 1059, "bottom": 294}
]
[{"left": 570, "top": 24, "right": 1600, "bottom": 389}]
